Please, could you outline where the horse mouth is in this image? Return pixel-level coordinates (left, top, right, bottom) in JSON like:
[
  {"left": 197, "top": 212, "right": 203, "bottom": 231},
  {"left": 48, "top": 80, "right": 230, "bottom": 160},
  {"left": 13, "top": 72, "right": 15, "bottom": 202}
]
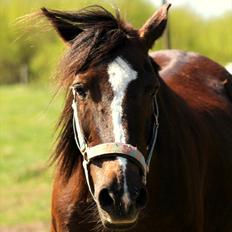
[
  {"left": 103, "top": 219, "right": 137, "bottom": 231},
  {"left": 99, "top": 211, "right": 138, "bottom": 231}
]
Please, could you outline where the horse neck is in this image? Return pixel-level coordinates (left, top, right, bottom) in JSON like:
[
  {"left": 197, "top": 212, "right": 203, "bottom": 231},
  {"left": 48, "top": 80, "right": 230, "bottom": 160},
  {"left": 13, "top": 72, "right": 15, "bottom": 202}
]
[
  {"left": 147, "top": 79, "right": 205, "bottom": 228},
  {"left": 156, "top": 78, "right": 203, "bottom": 164}
]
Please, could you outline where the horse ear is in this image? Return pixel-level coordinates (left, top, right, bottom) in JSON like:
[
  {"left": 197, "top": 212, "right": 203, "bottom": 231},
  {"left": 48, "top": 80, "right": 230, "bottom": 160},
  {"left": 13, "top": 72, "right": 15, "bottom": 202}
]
[
  {"left": 41, "top": 8, "right": 83, "bottom": 45},
  {"left": 139, "top": 3, "right": 171, "bottom": 50}
]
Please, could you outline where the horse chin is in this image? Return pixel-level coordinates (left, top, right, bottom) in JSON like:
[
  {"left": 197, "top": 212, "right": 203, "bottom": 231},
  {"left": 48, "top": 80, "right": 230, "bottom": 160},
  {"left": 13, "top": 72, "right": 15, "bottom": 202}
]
[{"left": 99, "top": 209, "right": 138, "bottom": 231}]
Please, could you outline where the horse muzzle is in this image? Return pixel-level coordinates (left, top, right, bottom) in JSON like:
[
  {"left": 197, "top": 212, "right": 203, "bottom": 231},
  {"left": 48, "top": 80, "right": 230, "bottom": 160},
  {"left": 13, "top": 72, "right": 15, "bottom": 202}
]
[{"left": 90, "top": 153, "right": 148, "bottom": 230}]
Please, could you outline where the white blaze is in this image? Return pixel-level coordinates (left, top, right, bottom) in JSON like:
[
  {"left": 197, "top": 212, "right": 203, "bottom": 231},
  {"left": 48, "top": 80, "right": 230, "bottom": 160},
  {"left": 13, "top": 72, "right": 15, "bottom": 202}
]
[
  {"left": 108, "top": 56, "right": 138, "bottom": 210},
  {"left": 118, "top": 157, "right": 130, "bottom": 210},
  {"left": 108, "top": 57, "right": 138, "bottom": 143}
]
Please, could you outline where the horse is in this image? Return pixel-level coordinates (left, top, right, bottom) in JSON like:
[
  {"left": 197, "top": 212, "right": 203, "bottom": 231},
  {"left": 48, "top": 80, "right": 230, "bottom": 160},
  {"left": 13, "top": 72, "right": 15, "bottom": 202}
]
[{"left": 41, "top": 4, "right": 232, "bottom": 232}]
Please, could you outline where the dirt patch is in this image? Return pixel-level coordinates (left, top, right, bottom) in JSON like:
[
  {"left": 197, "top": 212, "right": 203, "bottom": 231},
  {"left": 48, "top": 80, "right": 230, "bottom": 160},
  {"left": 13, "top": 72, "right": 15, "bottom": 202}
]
[{"left": 0, "top": 223, "right": 49, "bottom": 232}]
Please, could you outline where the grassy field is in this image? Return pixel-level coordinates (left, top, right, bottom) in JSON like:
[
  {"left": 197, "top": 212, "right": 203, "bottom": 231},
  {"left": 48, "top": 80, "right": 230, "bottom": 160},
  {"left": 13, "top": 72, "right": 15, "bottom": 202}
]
[{"left": 0, "top": 85, "right": 64, "bottom": 230}]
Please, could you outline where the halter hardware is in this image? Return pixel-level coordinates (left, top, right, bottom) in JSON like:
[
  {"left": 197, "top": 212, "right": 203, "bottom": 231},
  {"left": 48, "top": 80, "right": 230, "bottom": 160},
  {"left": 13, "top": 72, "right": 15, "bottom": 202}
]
[{"left": 71, "top": 87, "right": 159, "bottom": 200}]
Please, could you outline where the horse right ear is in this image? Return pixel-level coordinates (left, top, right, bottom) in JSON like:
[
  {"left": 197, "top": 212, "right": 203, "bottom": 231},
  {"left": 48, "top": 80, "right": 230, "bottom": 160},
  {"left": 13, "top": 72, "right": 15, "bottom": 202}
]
[
  {"left": 139, "top": 3, "right": 171, "bottom": 51},
  {"left": 41, "top": 8, "right": 83, "bottom": 45}
]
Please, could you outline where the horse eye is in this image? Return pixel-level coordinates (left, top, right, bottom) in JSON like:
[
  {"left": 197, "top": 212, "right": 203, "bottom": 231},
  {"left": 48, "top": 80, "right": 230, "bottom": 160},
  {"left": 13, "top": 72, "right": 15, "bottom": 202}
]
[{"left": 73, "top": 84, "right": 87, "bottom": 99}]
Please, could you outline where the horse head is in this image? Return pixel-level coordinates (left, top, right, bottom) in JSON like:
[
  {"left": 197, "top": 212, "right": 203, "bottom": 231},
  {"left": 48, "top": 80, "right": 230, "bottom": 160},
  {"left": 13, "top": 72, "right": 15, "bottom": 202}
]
[{"left": 42, "top": 4, "right": 170, "bottom": 230}]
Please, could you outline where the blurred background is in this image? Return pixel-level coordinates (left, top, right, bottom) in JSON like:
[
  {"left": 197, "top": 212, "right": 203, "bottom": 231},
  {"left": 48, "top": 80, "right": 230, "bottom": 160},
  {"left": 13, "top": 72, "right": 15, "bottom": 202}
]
[{"left": 0, "top": 0, "right": 231, "bottom": 231}]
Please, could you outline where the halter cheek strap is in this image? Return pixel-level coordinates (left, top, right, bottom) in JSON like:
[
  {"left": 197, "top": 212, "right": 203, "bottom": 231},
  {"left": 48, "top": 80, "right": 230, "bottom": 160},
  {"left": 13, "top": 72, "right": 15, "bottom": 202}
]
[{"left": 71, "top": 87, "right": 159, "bottom": 200}]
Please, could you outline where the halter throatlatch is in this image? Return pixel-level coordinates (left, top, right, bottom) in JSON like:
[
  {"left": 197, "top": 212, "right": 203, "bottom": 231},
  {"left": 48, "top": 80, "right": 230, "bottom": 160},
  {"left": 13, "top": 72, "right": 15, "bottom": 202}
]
[{"left": 71, "top": 87, "right": 159, "bottom": 200}]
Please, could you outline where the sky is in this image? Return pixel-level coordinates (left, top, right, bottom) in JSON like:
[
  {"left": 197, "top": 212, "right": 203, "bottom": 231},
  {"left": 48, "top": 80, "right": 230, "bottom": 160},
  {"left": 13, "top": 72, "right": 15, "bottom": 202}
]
[{"left": 150, "top": 0, "right": 232, "bottom": 18}]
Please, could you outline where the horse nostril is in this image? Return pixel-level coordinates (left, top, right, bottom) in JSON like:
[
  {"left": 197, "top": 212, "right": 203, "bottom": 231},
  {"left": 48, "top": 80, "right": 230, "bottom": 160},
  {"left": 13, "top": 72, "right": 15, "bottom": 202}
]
[
  {"left": 98, "top": 188, "right": 114, "bottom": 210},
  {"left": 135, "top": 187, "right": 148, "bottom": 209}
]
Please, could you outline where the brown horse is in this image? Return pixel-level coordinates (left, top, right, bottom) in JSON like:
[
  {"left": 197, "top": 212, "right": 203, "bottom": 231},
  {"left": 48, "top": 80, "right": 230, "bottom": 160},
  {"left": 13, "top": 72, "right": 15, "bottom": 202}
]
[{"left": 41, "top": 4, "right": 232, "bottom": 232}]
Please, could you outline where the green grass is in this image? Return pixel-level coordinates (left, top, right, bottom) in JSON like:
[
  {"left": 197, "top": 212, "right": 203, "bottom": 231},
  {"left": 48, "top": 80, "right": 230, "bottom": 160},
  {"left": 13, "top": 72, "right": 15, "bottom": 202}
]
[{"left": 0, "top": 84, "right": 64, "bottom": 226}]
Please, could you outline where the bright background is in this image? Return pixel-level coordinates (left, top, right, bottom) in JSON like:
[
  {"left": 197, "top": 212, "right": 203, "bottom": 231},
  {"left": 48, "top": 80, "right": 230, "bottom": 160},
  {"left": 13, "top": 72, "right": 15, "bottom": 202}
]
[
  {"left": 0, "top": 0, "right": 231, "bottom": 231},
  {"left": 151, "top": 0, "right": 232, "bottom": 18}
]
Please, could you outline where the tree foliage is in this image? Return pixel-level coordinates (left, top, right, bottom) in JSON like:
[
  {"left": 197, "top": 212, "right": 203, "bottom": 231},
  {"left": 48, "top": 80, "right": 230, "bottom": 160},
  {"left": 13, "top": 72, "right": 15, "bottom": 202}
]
[{"left": 169, "top": 7, "right": 232, "bottom": 64}]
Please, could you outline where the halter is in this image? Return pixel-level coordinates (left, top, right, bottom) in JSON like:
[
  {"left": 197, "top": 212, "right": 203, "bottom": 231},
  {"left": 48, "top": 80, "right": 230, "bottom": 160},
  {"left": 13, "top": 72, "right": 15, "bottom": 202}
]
[{"left": 71, "top": 87, "right": 159, "bottom": 200}]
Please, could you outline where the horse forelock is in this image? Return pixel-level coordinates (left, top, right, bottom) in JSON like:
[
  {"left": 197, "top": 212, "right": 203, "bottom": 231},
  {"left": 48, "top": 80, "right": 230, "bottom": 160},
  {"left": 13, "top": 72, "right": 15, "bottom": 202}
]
[{"left": 57, "top": 6, "right": 138, "bottom": 89}]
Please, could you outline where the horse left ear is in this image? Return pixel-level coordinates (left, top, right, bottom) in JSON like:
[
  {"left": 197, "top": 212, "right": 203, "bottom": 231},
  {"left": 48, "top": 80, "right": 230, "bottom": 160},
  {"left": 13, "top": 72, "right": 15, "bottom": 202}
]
[
  {"left": 41, "top": 8, "right": 83, "bottom": 45},
  {"left": 139, "top": 3, "right": 171, "bottom": 50}
]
